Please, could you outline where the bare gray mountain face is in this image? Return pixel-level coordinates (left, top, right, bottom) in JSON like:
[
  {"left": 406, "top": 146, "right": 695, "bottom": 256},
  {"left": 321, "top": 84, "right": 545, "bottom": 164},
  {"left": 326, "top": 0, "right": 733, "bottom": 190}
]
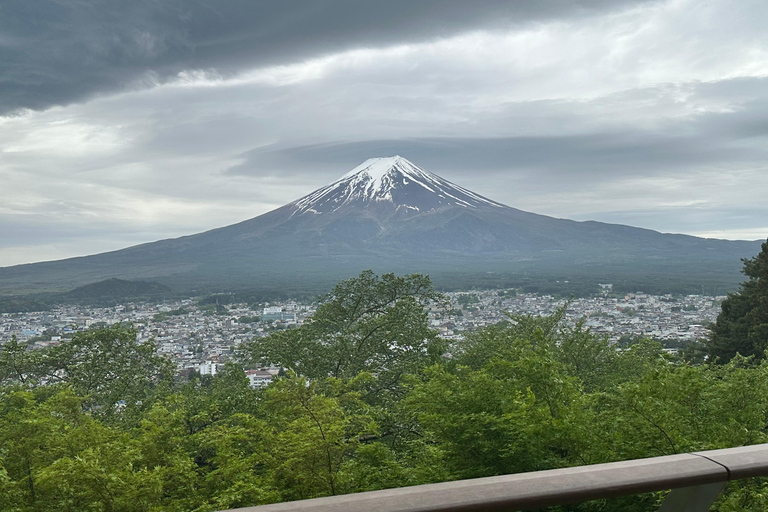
[{"left": 0, "top": 157, "right": 761, "bottom": 295}]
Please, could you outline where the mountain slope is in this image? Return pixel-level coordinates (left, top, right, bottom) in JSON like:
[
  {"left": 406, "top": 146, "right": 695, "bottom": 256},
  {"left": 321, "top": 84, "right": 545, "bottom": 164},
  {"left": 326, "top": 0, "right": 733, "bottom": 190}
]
[{"left": 0, "top": 156, "right": 761, "bottom": 295}]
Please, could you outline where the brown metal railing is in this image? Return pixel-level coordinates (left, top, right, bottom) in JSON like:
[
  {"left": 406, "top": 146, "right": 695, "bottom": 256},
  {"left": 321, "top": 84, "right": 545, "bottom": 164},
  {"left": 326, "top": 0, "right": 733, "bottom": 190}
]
[{"left": 221, "top": 444, "right": 768, "bottom": 512}]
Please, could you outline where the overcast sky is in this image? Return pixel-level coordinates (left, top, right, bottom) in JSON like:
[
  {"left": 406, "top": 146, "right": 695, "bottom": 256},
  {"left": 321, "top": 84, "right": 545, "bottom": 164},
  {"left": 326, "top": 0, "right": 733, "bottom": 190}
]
[{"left": 1, "top": 0, "right": 767, "bottom": 267}]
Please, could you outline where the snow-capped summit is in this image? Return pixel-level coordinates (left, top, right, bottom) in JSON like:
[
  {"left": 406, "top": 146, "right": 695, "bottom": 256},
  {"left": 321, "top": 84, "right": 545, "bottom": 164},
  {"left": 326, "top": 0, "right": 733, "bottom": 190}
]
[{"left": 292, "top": 156, "right": 505, "bottom": 216}]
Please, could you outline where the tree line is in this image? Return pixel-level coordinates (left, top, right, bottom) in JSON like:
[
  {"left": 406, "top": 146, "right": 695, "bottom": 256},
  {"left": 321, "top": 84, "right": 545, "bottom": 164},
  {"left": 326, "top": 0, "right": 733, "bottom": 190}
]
[{"left": 0, "top": 239, "right": 767, "bottom": 511}]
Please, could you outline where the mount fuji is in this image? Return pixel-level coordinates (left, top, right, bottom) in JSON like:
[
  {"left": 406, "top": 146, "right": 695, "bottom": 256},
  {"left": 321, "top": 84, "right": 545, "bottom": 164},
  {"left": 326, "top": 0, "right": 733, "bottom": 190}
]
[{"left": 0, "top": 156, "right": 761, "bottom": 295}]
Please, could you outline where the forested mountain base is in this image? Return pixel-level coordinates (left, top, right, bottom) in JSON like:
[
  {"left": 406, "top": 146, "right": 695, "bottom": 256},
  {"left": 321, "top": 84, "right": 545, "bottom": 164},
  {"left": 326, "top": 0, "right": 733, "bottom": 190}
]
[{"left": 2, "top": 269, "right": 768, "bottom": 511}]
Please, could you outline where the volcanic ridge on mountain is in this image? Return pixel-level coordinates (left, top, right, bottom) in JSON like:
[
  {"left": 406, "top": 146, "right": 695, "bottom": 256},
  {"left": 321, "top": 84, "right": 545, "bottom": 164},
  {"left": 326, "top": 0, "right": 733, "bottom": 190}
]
[{"left": 0, "top": 156, "right": 761, "bottom": 295}]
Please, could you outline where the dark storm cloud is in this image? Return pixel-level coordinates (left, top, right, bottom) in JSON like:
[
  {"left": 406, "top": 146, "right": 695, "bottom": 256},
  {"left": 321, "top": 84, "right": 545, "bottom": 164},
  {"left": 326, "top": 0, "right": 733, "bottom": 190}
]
[{"left": 0, "top": 0, "right": 657, "bottom": 114}]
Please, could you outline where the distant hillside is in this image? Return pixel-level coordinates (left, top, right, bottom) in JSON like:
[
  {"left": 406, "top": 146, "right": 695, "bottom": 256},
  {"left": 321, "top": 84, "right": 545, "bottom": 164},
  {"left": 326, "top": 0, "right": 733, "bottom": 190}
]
[
  {"left": 0, "top": 297, "right": 51, "bottom": 314},
  {"left": 0, "top": 279, "right": 172, "bottom": 313},
  {"left": 64, "top": 278, "right": 171, "bottom": 301}
]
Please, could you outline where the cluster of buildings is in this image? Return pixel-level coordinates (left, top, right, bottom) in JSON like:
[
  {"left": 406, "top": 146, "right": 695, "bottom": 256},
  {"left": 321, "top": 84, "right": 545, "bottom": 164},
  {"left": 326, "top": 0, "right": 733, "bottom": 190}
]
[
  {"left": 437, "top": 289, "right": 722, "bottom": 348},
  {"left": 0, "top": 288, "right": 723, "bottom": 383}
]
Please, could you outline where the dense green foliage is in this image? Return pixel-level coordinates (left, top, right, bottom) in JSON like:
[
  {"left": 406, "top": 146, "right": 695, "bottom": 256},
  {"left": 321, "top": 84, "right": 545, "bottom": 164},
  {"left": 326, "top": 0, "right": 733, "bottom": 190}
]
[
  {"left": 2, "top": 271, "right": 768, "bottom": 511},
  {"left": 0, "top": 325, "right": 174, "bottom": 421},
  {"left": 240, "top": 271, "right": 446, "bottom": 400},
  {"left": 708, "top": 238, "right": 768, "bottom": 362}
]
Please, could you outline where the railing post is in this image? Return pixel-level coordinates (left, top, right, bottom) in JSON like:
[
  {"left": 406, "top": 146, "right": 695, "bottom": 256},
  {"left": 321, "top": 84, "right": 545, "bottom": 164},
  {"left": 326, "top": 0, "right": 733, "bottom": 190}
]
[{"left": 658, "top": 481, "right": 727, "bottom": 512}]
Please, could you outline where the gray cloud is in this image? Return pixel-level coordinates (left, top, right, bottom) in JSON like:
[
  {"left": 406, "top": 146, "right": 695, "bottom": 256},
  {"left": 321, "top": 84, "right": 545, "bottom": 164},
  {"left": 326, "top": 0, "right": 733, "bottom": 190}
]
[
  {"left": 226, "top": 78, "right": 768, "bottom": 183},
  {"left": 226, "top": 131, "right": 756, "bottom": 178},
  {"left": 568, "top": 206, "right": 768, "bottom": 236},
  {"left": 0, "top": 0, "right": 657, "bottom": 114}
]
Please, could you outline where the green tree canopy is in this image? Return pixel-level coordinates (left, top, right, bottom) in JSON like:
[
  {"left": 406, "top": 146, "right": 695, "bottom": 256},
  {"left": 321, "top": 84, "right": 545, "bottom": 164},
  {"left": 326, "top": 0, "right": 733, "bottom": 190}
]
[
  {"left": 4, "top": 302, "right": 768, "bottom": 510},
  {"left": 708, "top": 238, "right": 768, "bottom": 362},
  {"left": 0, "top": 324, "right": 174, "bottom": 418},
  {"left": 0, "top": 336, "right": 42, "bottom": 384},
  {"left": 240, "top": 271, "right": 446, "bottom": 399}
]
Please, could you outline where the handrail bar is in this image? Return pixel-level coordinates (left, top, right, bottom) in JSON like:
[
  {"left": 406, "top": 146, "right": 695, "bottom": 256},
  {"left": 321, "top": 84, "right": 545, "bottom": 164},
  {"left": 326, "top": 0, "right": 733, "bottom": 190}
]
[{"left": 222, "top": 444, "right": 768, "bottom": 512}]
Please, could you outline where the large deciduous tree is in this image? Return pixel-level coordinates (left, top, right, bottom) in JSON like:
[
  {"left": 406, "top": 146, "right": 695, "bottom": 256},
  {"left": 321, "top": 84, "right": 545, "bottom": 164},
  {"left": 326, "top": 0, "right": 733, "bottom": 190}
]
[
  {"left": 1, "top": 324, "right": 174, "bottom": 418},
  {"left": 708, "top": 238, "right": 768, "bottom": 362},
  {"left": 240, "top": 271, "right": 446, "bottom": 398},
  {"left": 0, "top": 336, "right": 41, "bottom": 384}
]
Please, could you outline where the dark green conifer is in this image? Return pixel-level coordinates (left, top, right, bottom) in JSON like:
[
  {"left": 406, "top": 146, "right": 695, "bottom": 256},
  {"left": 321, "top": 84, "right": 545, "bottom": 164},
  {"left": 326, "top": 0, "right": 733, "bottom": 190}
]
[{"left": 708, "top": 238, "right": 768, "bottom": 361}]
